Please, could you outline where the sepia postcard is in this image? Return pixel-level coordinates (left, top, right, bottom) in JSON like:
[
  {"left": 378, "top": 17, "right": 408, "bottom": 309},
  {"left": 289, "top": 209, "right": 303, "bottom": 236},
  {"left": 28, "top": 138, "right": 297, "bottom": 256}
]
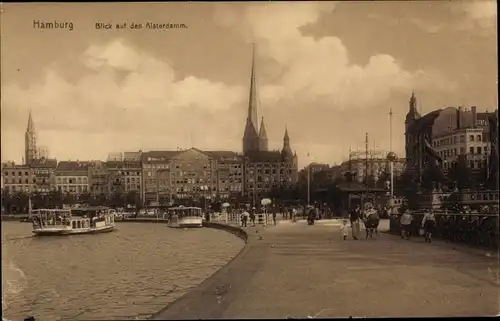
[{"left": 1, "top": 2, "right": 498, "bottom": 321}]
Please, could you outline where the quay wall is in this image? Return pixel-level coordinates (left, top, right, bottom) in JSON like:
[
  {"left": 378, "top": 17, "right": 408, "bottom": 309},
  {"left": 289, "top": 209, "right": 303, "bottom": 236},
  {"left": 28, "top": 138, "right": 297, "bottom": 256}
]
[
  {"left": 149, "top": 224, "right": 261, "bottom": 320},
  {"left": 202, "top": 222, "right": 248, "bottom": 242}
]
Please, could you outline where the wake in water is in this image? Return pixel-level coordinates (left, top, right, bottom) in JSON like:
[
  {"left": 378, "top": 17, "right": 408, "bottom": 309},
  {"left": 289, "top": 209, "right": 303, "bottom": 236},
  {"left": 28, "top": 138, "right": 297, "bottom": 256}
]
[
  {"left": 5, "top": 236, "right": 34, "bottom": 242},
  {"left": 2, "top": 261, "right": 28, "bottom": 316}
]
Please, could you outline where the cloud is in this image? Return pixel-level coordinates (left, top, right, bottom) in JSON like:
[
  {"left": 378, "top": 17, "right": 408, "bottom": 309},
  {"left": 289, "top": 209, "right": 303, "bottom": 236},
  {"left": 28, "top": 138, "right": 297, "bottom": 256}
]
[
  {"left": 215, "top": 3, "right": 456, "bottom": 111},
  {"left": 409, "top": 18, "right": 443, "bottom": 34},
  {"left": 457, "top": 0, "right": 497, "bottom": 30},
  {"left": 2, "top": 3, "right": 459, "bottom": 167},
  {"left": 1, "top": 38, "right": 246, "bottom": 162}
]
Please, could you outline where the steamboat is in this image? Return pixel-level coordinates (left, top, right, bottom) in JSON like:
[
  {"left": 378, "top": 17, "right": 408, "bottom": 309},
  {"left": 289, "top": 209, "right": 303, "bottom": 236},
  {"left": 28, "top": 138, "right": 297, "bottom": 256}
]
[
  {"left": 165, "top": 206, "right": 203, "bottom": 228},
  {"left": 32, "top": 206, "right": 116, "bottom": 236}
]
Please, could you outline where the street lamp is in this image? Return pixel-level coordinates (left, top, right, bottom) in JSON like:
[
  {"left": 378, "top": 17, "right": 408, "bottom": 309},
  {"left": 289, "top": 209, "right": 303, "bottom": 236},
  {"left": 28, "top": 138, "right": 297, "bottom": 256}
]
[
  {"left": 306, "top": 153, "right": 312, "bottom": 206},
  {"left": 200, "top": 185, "right": 208, "bottom": 210},
  {"left": 386, "top": 152, "right": 398, "bottom": 199}
]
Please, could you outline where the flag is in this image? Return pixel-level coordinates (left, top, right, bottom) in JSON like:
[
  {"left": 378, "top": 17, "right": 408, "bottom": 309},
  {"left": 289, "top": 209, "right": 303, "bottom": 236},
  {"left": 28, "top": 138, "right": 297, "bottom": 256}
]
[{"left": 424, "top": 138, "right": 442, "bottom": 164}]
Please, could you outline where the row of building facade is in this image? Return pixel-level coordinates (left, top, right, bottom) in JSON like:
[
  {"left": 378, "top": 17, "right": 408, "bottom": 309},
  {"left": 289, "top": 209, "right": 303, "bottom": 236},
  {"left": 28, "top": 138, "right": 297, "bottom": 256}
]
[{"left": 1, "top": 147, "right": 298, "bottom": 204}]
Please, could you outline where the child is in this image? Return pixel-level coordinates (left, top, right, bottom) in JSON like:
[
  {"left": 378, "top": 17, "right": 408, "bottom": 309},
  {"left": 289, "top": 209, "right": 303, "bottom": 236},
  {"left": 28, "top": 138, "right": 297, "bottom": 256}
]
[{"left": 340, "top": 219, "right": 349, "bottom": 240}]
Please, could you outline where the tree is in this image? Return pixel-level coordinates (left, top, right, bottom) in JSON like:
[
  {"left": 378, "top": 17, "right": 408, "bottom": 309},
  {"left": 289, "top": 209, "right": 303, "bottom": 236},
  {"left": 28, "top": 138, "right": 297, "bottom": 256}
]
[
  {"left": 47, "top": 190, "right": 63, "bottom": 208},
  {"left": 110, "top": 191, "right": 126, "bottom": 208},
  {"left": 89, "top": 193, "right": 108, "bottom": 206},
  {"left": 395, "top": 169, "right": 419, "bottom": 208},
  {"left": 447, "top": 156, "right": 472, "bottom": 190},
  {"left": 78, "top": 192, "right": 92, "bottom": 204},
  {"left": 9, "top": 191, "right": 29, "bottom": 214},
  {"left": 31, "top": 192, "right": 47, "bottom": 209},
  {"left": 125, "top": 190, "right": 141, "bottom": 208},
  {"left": 62, "top": 192, "right": 77, "bottom": 206},
  {"left": 2, "top": 190, "right": 13, "bottom": 213}
]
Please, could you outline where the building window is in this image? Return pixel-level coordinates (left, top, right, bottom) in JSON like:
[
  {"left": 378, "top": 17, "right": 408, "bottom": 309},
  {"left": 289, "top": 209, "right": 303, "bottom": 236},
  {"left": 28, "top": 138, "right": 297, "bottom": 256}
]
[
  {"left": 460, "top": 147, "right": 465, "bottom": 154},
  {"left": 460, "top": 135, "right": 465, "bottom": 143},
  {"left": 477, "top": 135, "right": 482, "bottom": 142},
  {"left": 469, "top": 135, "right": 474, "bottom": 142},
  {"left": 477, "top": 147, "right": 482, "bottom": 154},
  {"left": 469, "top": 147, "right": 474, "bottom": 154}
]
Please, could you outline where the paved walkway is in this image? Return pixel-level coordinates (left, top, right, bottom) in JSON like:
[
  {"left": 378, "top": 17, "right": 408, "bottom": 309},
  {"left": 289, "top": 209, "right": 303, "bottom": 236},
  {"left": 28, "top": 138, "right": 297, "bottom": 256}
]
[{"left": 152, "top": 221, "right": 499, "bottom": 319}]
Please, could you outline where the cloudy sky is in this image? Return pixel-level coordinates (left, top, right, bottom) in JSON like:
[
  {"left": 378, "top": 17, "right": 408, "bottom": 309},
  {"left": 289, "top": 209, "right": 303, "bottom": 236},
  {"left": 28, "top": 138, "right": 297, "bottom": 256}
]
[{"left": 1, "top": 1, "right": 497, "bottom": 167}]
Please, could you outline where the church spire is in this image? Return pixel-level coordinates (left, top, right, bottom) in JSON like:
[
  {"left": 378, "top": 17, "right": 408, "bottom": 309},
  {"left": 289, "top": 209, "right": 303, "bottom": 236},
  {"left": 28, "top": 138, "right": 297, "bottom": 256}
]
[
  {"left": 242, "top": 43, "right": 261, "bottom": 154},
  {"left": 258, "top": 116, "right": 268, "bottom": 151},
  {"left": 409, "top": 90, "right": 417, "bottom": 112},
  {"left": 281, "top": 126, "right": 293, "bottom": 160},
  {"left": 27, "top": 109, "right": 35, "bottom": 132},
  {"left": 247, "top": 42, "right": 258, "bottom": 133},
  {"left": 25, "top": 110, "right": 37, "bottom": 165}
]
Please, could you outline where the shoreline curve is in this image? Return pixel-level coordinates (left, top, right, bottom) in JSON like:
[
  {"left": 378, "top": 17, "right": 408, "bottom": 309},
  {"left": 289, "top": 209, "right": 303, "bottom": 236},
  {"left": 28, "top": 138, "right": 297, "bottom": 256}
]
[{"left": 149, "top": 222, "right": 264, "bottom": 320}]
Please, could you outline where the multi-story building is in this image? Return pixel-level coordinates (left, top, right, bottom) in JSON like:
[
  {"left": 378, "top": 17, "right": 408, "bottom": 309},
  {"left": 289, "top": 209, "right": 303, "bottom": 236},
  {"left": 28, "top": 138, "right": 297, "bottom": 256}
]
[
  {"left": 55, "top": 161, "right": 90, "bottom": 195},
  {"left": 2, "top": 162, "right": 33, "bottom": 194},
  {"left": 142, "top": 150, "right": 179, "bottom": 204},
  {"left": 339, "top": 150, "right": 406, "bottom": 184},
  {"left": 210, "top": 151, "right": 244, "bottom": 199},
  {"left": 88, "top": 161, "right": 109, "bottom": 196},
  {"left": 433, "top": 106, "right": 490, "bottom": 173},
  {"left": 405, "top": 91, "right": 493, "bottom": 183},
  {"left": 141, "top": 149, "right": 243, "bottom": 205},
  {"left": 106, "top": 159, "right": 142, "bottom": 195},
  {"left": 30, "top": 158, "right": 58, "bottom": 194}
]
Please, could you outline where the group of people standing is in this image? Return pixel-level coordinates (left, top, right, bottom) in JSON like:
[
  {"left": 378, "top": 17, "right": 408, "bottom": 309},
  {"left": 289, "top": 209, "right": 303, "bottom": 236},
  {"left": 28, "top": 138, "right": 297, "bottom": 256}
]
[{"left": 239, "top": 208, "right": 278, "bottom": 227}]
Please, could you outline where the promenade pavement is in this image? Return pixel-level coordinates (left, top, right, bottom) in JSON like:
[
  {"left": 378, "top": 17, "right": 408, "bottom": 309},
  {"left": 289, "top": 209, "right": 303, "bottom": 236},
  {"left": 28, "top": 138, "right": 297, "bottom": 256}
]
[{"left": 152, "top": 219, "right": 499, "bottom": 319}]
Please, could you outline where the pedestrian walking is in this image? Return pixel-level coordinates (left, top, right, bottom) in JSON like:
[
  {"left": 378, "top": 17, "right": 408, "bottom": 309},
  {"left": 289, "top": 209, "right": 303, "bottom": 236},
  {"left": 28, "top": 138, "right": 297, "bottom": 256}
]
[
  {"left": 250, "top": 208, "right": 256, "bottom": 226},
  {"left": 340, "top": 219, "right": 349, "bottom": 240},
  {"left": 349, "top": 206, "right": 361, "bottom": 240},
  {"left": 400, "top": 210, "right": 413, "bottom": 240},
  {"left": 421, "top": 210, "right": 436, "bottom": 243},
  {"left": 241, "top": 211, "right": 249, "bottom": 227},
  {"left": 272, "top": 211, "right": 277, "bottom": 225}
]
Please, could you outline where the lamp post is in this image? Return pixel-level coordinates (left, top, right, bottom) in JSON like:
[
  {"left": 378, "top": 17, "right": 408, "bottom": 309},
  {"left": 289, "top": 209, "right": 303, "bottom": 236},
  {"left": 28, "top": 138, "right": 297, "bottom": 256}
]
[
  {"left": 200, "top": 185, "right": 208, "bottom": 210},
  {"left": 386, "top": 152, "right": 398, "bottom": 214},
  {"left": 307, "top": 152, "right": 312, "bottom": 206}
]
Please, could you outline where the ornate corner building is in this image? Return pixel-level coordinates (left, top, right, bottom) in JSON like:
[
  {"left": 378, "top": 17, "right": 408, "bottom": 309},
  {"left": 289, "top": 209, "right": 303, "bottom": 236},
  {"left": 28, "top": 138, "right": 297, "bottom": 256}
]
[{"left": 404, "top": 91, "right": 497, "bottom": 187}]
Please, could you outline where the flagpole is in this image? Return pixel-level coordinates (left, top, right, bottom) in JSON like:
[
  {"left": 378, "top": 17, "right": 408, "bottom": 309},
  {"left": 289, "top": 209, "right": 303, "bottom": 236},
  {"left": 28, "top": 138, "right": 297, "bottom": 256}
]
[{"left": 307, "top": 153, "right": 311, "bottom": 206}]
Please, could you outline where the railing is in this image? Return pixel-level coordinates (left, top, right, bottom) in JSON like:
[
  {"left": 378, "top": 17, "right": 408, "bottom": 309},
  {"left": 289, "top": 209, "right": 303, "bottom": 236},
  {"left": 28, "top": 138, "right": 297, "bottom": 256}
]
[
  {"left": 389, "top": 212, "right": 499, "bottom": 249},
  {"left": 208, "top": 212, "right": 274, "bottom": 226}
]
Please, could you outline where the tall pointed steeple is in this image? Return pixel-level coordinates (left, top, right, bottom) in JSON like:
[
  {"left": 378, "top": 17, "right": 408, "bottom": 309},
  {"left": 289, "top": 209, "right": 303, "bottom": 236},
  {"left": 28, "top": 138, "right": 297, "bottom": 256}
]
[
  {"left": 25, "top": 110, "right": 37, "bottom": 165},
  {"left": 247, "top": 42, "right": 258, "bottom": 133},
  {"left": 27, "top": 110, "right": 35, "bottom": 132},
  {"left": 258, "top": 116, "right": 268, "bottom": 151},
  {"left": 281, "top": 126, "right": 293, "bottom": 161},
  {"left": 242, "top": 43, "right": 261, "bottom": 154},
  {"left": 409, "top": 90, "right": 417, "bottom": 112},
  {"left": 405, "top": 90, "right": 420, "bottom": 128}
]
